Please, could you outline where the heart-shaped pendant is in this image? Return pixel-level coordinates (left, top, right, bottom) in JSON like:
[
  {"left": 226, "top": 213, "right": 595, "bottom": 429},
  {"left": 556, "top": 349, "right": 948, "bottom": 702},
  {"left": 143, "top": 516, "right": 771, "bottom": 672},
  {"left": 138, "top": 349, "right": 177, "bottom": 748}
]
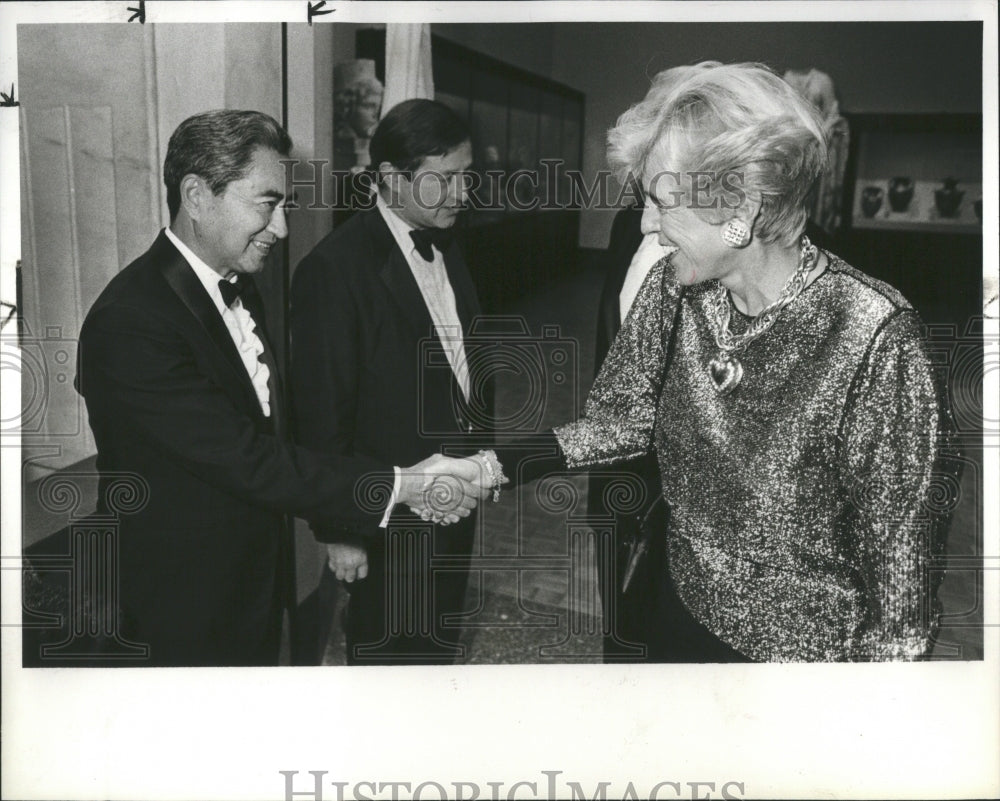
[{"left": 708, "top": 352, "right": 743, "bottom": 395}]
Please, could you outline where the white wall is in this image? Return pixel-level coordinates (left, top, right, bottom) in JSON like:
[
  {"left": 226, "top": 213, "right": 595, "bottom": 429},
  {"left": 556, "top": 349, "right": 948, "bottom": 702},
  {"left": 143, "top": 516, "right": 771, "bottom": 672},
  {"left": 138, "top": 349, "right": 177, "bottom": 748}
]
[
  {"left": 18, "top": 24, "right": 162, "bottom": 477},
  {"left": 18, "top": 23, "right": 286, "bottom": 477}
]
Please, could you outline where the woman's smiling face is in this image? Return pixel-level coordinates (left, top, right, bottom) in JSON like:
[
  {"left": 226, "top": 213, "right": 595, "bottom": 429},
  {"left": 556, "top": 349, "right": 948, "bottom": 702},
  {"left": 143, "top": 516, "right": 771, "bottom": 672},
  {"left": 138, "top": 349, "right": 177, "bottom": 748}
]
[{"left": 640, "top": 163, "right": 744, "bottom": 287}]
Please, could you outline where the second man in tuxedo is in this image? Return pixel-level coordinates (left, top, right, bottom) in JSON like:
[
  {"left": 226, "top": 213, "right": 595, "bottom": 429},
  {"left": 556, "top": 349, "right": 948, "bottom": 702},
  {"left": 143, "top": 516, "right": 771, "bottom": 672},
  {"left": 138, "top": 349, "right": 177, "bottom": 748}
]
[{"left": 291, "top": 99, "right": 487, "bottom": 665}]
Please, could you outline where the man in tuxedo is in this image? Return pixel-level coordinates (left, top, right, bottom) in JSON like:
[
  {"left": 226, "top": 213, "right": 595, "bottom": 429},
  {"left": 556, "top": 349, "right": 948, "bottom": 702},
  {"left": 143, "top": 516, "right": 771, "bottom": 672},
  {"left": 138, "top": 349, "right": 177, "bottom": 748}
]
[
  {"left": 292, "top": 99, "right": 488, "bottom": 665},
  {"left": 75, "top": 109, "right": 479, "bottom": 667},
  {"left": 589, "top": 202, "right": 671, "bottom": 662}
]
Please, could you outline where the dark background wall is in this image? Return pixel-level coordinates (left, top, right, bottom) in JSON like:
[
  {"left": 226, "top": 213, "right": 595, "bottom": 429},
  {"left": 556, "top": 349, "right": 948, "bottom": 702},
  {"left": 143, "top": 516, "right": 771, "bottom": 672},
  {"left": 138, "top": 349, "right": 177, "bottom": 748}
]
[
  {"left": 436, "top": 21, "right": 982, "bottom": 246},
  {"left": 433, "top": 22, "right": 557, "bottom": 79}
]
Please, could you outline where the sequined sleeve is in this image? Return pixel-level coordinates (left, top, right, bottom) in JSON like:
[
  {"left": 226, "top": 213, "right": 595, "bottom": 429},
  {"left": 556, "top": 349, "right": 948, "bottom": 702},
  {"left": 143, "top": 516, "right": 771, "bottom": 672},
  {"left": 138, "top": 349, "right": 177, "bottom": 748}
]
[
  {"left": 554, "top": 257, "right": 679, "bottom": 467},
  {"left": 839, "top": 310, "right": 941, "bottom": 660}
]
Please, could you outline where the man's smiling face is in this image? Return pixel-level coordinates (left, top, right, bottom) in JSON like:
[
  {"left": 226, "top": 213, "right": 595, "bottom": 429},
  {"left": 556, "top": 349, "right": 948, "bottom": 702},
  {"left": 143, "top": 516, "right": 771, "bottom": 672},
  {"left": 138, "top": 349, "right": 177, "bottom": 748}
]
[{"left": 195, "top": 146, "right": 288, "bottom": 277}]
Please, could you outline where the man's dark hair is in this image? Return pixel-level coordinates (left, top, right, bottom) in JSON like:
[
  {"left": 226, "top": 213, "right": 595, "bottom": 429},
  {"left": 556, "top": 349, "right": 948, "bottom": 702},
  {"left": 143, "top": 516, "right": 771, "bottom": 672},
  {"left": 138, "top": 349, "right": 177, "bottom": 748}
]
[
  {"left": 164, "top": 109, "right": 292, "bottom": 221},
  {"left": 369, "top": 99, "right": 470, "bottom": 179}
]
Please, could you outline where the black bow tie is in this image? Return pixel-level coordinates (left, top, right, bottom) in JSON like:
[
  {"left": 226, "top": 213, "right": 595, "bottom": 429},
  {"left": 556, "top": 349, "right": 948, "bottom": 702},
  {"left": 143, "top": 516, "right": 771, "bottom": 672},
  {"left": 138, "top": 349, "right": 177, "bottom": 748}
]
[
  {"left": 218, "top": 275, "right": 255, "bottom": 308},
  {"left": 409, "top": 227, "right": 453, "bottom": 262}
]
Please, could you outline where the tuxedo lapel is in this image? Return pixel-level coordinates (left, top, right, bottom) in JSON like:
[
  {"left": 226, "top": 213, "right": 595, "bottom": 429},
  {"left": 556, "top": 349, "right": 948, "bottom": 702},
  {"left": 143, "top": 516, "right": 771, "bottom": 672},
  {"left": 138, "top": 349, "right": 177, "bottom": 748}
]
[
  {"left": 154, "top": 232, "right": 265, "bottom": 419},
  {"left": 364, "top": 211, "right": 477, "bottom": 412},
  {"left": 258, "top": 328, "right": 286, "bottom": 436},
  {"left": 364, "top": 210, "right": 436, "bottom": 338},
  {"left": 240, "top": 280, "right": 286, "bottom": 436}
]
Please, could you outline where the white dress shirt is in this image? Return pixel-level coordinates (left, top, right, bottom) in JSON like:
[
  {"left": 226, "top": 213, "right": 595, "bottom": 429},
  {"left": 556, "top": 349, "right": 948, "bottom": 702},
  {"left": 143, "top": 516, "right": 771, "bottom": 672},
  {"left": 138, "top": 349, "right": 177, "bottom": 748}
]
[
  {"left": 165, "top": 227, "right": 271, "bottom": 416},
  {"left": 376, "top": 193, "right": 470, "bottom": 400}
]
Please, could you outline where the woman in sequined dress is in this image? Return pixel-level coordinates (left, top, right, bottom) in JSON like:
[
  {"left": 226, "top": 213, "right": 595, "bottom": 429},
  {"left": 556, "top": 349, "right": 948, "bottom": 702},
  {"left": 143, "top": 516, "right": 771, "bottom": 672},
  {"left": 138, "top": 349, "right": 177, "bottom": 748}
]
[{"left": 473, "top": 62, "right": 949, "bottom": 662}]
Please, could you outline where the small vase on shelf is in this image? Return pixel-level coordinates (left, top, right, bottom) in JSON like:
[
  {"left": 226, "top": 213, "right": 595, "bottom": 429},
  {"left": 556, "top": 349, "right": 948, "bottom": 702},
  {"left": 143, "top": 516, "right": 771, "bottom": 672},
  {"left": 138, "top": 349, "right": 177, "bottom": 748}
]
[
  {"left": 888, "top": 177, "right": 914, "bottom": 212},
  {"left": 934, "top": 177, "right": 964, "bottom": 218},
  {"left": 860, "top": 186, "right": 883, "bottom": 218}
]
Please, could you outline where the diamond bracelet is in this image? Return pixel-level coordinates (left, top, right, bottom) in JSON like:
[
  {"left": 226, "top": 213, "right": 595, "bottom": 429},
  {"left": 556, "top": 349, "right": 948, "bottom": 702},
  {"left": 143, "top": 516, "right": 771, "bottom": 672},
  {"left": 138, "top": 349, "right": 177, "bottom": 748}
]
[{"left": 477, "top": 449, "right": 508, "bottom": 502}]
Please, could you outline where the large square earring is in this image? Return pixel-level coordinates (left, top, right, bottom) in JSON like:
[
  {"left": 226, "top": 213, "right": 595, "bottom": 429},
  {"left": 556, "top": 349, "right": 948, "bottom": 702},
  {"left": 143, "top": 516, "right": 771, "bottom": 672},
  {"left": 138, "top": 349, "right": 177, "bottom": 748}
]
[{"left": 722, "top": 219, "right": 751, "bottom": 248}]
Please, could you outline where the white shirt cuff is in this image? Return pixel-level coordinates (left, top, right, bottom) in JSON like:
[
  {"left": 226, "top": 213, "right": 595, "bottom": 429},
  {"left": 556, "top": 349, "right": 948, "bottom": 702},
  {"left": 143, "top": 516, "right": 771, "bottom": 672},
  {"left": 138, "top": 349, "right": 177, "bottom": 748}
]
[{"left": 379, "top": 466, "right": 401, "bottom": 528}]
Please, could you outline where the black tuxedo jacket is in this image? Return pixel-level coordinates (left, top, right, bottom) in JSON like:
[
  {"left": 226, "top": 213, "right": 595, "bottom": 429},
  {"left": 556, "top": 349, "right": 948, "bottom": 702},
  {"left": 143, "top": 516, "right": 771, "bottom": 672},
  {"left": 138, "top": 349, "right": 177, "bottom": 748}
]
[
  {"left": 75, "top": 231, "right": 389, "bottom": 666},
  {"left": 290, "top": 208, "right": 489, "bottom": 542}
]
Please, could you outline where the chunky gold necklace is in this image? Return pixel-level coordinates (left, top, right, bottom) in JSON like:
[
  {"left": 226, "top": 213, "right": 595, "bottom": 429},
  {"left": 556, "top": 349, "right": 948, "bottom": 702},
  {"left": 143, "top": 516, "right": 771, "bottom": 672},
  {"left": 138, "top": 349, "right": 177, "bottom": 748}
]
[{"left": 707, "top": 235, "right": 817, "bottom": 395}]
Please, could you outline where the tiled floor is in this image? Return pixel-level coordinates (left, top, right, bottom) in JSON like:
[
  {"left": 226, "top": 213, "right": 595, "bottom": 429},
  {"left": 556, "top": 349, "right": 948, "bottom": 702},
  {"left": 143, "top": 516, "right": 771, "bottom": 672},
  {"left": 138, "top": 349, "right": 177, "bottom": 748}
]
[{"left": 455, "top": 263, "right": 607, "bottom": 663}]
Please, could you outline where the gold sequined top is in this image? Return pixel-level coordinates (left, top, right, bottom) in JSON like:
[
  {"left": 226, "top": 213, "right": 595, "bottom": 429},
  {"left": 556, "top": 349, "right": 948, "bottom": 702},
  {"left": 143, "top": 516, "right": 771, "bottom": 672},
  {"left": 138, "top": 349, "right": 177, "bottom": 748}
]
[{"left": 555, "top": 253, "right": 947, "bottom": 661}]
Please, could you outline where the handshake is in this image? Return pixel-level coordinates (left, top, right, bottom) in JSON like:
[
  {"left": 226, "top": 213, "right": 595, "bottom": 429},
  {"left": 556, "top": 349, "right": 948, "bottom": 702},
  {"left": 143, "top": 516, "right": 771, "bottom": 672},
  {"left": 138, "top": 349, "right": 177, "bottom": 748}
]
[
  {"left": 327, "top": 451, "right": 509, "bottom": 582},
  {"left": 397, "top": 451, "right": 509, "bottom": 525}
]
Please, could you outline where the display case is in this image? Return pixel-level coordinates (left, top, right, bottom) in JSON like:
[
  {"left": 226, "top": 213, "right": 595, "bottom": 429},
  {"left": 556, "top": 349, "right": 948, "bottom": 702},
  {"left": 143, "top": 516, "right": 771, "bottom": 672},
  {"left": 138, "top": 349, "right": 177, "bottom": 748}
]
[
  {"left": 836, "top": 112, "right": 983, "bottom": 343},
  {"left": 845, "top": 114, "right": 982, "bottom": 235}
]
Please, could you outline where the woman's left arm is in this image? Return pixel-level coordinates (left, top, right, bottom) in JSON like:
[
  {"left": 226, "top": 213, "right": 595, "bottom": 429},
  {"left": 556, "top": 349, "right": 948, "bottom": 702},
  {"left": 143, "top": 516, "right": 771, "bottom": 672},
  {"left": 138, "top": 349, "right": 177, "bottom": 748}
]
[{"left": 840, "top": 310, "right": 949, "bottom": 660}]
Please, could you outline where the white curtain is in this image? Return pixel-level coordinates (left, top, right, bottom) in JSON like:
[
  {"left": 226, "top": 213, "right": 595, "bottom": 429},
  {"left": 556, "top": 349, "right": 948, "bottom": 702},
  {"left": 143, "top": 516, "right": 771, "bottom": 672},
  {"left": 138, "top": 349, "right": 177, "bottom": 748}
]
[{"left": 382, "top": 23, "right": 434, "bottom": 114}]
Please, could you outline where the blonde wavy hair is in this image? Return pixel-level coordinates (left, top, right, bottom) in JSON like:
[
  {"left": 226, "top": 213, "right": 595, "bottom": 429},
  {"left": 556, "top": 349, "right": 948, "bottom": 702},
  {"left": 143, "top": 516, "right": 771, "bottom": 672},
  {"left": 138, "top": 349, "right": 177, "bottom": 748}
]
[{"left": 608, "top": 61, "right": 828, "bottom": 246}]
